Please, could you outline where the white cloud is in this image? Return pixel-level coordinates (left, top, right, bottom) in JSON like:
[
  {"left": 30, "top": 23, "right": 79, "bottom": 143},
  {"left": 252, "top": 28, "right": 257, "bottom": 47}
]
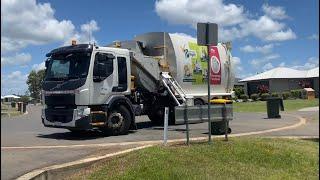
[
  {"left": 262, "top": 62, "right": 274, "bottom": 71},
  {"left": 291, "top": 57, "right": 319, "bottom": 70},
  {"left": 279, "top": 62, "right": 286, "bottom": 67},
  {"left": 170, "top": 33, "right": 195, "bottom": 39},
  {"left": 1, "top": 53, "right": 32, "bottom": 66},
  {"left": 81, "top": 20, "right": 99, "bottom": 34},
  {"left": 250, "top": 54, "right": 280, "bottom": 67},
  {"left": 241, "top": 16, "right": 296, "bottom": 41},
  {"left": 240, "top": 44, "right": 274, "bottom": 54},
  {"left": 264, "top": 28, "right": 296, "bottom": 41},
  {"left": 155, "top": 0, "right": 296, "bottom": 42},
  {"left": 1, "top": 0, "right": 75, "bottom": 53},
  {"left": 262, "top": 3, "right": 289, "bottom": 20},
  {"left": 155, "top": 0, "right": 246, "bottom": 27},
  {"left": 64, "top": 20, "right": 100, "bottom": 45},
  {"left": 307, "top": 34, "right": 319, "bottom": 40},
  {"left": 1, "top": 71, "right": 28, "bottom": 95},
  {"left": 32, "top": 62, "right": 46, "bottom": 71},
  {"left": 232, "top": 56, "right": 243, "bottom": 72}
]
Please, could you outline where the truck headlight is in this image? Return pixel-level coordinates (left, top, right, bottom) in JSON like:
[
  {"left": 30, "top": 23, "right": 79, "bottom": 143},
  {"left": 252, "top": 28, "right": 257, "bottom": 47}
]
[{"left": 76, "top": 106, "right": 90, "bottom": 117}]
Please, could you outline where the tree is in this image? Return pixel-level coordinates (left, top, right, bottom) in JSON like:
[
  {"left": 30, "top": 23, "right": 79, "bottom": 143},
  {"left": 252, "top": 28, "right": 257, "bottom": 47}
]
[{"left": 26, "top": 69, "right": 46, "bottom": 100}]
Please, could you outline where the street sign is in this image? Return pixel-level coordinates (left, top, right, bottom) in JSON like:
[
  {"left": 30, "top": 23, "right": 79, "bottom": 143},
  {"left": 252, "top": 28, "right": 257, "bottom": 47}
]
[
  {"left": 197, "top": 22, "right": 218, "bottom": 144},
  {"left": 197, "top": 23, "right": 218, "bottom": 46}
]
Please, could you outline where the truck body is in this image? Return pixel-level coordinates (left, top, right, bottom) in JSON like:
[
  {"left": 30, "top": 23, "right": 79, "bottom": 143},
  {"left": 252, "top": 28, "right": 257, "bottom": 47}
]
[{"left": 41, "top": 32, "right": 235, "bottom": 135}]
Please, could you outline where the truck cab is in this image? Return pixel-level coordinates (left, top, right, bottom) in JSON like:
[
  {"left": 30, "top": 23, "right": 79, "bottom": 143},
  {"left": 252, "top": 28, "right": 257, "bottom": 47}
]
[{"left": 42, "top": 44, "right": 135, "bottom": 135}]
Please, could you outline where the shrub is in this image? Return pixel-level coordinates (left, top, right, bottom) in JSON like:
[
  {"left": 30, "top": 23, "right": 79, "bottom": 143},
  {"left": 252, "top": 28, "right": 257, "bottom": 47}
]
[
  {"left": 260, "top": 93, "right": 270, "bottom": 101},
  {"left": 250, "top": 93, "right": 259, "bottom": 101},
  {"left": 257, "top": 84, "right": 269, "bottom": 94},
  {"left": 271, "top": 92, "right": 279, "bottom": 97},
  {"left": 290, "top": 90, "right": 301, "bottom": 99},
  {"left": 240, "top": 94, "right": 249, "bottom": 102},
  {"left": 234, "top": 87, "right": 244, "bottom": 99},
  {"left": 282, "top": 91, "right": 290, "bottom": 100},
  {"left": 301, "top": 90, "right": 307, "bottom": 99}
]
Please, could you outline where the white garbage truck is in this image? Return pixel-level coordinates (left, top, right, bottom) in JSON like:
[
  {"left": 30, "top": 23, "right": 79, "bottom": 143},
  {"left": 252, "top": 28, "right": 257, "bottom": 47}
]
[{"left": 41, "top": 32, "right": 235, "bottom": 135}]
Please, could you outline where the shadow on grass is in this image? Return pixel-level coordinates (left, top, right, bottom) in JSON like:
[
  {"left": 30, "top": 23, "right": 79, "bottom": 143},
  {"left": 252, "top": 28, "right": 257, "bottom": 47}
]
[{"left": 301, "top": 138, "right": 319, "bottom": 143}]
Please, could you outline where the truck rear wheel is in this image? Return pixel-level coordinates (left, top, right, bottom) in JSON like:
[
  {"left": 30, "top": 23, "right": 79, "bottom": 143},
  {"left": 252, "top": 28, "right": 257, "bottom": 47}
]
[{"left": 104, "top": 105, "right": 131, "bottom": 136}]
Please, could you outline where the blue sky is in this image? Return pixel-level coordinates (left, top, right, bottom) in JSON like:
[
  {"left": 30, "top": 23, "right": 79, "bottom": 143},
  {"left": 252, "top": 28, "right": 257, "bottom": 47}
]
[{"left": 1, "top": 0, "right": 319, "bottom": 95}]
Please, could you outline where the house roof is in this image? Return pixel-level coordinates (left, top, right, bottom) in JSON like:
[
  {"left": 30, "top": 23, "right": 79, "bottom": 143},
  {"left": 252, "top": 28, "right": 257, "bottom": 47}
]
[
  {"left": 3, "top": 95, "right": 21, "bottom": 99},
  {"left": 240, "top": 67, "right": 319, "bottom": 82},
  {"left": 306, "top": 67, "right": 319, "bottom": 78}
]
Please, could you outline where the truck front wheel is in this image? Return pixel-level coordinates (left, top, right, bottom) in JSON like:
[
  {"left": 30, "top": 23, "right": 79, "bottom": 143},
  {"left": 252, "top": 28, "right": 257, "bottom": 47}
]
[{"left": 104, "top": 105, "right": 131, "bottom": 136}]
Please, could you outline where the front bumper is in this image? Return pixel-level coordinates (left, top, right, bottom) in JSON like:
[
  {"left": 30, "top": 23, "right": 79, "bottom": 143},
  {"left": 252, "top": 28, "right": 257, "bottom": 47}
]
[{"left": 41, "top": 107, "right": 92, "bottom": 130}]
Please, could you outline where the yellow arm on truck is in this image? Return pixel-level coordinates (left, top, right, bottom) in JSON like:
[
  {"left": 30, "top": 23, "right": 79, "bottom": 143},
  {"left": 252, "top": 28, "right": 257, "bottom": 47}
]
[{"left": 210, "top": 99, "right": 233, "bottom": 104}]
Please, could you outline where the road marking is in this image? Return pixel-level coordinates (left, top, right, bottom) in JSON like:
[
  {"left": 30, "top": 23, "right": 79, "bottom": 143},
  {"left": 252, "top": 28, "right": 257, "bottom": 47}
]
[{"left": 2, "top": 113, "right": 307, "bottom": 150}]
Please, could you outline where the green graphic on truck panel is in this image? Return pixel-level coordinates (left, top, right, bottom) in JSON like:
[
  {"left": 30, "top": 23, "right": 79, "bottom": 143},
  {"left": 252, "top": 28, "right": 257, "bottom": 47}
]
[{"left": 188, "top": 42, "right": 208, "bottom": 85}]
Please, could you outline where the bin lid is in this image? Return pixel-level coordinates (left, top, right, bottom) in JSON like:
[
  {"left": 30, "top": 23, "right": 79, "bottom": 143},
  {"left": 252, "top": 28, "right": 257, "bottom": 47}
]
[{"left": 210, "top": 99, "right": 233, "bottom": 104}]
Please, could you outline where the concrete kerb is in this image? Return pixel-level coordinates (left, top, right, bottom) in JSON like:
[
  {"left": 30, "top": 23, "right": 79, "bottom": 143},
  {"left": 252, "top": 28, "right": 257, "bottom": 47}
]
[{"left": 16, "top": 113, "right": 308, "bottom": 180}]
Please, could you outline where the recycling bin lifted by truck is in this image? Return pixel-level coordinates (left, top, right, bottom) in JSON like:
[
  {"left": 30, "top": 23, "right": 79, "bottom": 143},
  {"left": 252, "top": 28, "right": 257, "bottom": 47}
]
[{"left": 41, "top": 32, "right": 235, "bottom": 135}]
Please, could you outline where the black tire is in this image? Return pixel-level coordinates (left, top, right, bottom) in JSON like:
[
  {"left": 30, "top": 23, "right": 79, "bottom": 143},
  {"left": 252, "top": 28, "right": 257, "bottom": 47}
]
[
  {"left": 147, "top": 105, "right": 175, "bottom": 125},
  {"left": 194, "top": 98, "right": 204, "bottom": 105},
  {"left": 147, "top": 105, "right": 164, "bottom": 125},
  {"left": 105, "top": 105, "right": 131, "bottom": 135}
]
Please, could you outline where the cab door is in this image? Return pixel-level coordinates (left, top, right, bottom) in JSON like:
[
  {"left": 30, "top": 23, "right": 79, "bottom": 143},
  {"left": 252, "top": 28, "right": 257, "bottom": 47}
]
[{"left": 90, "top": 52, "right": 118, "bottom": 105}]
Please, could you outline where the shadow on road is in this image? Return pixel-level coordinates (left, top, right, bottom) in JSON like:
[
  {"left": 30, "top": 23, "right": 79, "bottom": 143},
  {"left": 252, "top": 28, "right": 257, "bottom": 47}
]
[
  {"left": 36, "top": 122, "right": 156, "bottom": 141},
  {"left": 136, "top": 121, "right": 153, "bottom": 129},
  {"left": 37, "top": 131, "right": 107, "bottom": 140}
]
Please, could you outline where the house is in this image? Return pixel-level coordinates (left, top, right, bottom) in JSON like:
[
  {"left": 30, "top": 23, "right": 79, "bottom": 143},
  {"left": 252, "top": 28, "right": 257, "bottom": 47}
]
[
  {"left": 240, "top": 67, "right": 319, "bottom": 97},
  {"left": 3, "top": 95, "right": 21, "bottom": 103}
]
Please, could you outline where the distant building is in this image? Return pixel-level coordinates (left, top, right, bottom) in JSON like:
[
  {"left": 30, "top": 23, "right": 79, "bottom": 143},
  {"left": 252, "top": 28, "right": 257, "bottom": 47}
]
[
  {"left": 2, "top": 95, "right": 21, "bottom": 103},
  {"left": 239, "top": 67, "right": 319, "bottom": 97}
]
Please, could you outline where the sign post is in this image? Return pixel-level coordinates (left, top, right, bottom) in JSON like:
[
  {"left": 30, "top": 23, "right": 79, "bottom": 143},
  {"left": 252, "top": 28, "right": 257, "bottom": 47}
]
[
  {"left": 197, "top": 22, "right": 218, "bottom": 144},
  {"left": 163, "top": 107, "right": 169, "bottom": 145}
]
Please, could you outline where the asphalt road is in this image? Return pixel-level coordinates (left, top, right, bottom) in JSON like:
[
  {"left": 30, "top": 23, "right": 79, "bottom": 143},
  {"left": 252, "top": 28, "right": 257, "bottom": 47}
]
[{"left": 1, "top": 105, "right": 319, "bottom": 180}]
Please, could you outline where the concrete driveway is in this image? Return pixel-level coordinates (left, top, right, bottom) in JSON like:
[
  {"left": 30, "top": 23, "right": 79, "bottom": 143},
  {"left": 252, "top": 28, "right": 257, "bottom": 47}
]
[{"left": 1, "top": 105, "right": 318, "bottom": 180}]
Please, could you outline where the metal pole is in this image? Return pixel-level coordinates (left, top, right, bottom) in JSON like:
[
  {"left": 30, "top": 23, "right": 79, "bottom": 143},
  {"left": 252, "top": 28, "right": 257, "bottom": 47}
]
[
  {"left": 206, "top": 24, "right": 212, "bottom": 144},
  {"left": 184, "top": 104, "right": 189, "bottom": 145},
  {"left": 163, "top": 107, "right": 169, "bottom": 145},
  {"left": 223, "top": 103, "right": 228, "bottom": 141}
]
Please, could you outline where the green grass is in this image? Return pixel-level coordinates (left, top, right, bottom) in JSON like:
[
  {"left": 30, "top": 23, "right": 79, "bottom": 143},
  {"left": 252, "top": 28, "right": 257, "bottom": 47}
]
[
  {"left": 234, "top": 98, "right": 319, "bottom": 112},
  {"left": 69, "top": 138, "right": 319, "bottom": 180},
  {"left": 1, "top": 103, "right": 22, "bottom": 117}
]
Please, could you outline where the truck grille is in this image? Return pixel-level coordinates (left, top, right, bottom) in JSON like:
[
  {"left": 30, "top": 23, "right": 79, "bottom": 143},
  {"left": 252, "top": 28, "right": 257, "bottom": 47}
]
[
  {"left": 45, "top": 94, "right": 75, "bottom": 106},
  {"left": 45, "top": 108, "right": 74, "bottom": 123}
]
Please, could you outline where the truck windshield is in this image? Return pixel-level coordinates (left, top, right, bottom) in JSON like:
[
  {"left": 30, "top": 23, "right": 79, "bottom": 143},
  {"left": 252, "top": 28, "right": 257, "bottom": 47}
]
[{"left": 45, "top": 52, "right": 91, "bottom": 81}]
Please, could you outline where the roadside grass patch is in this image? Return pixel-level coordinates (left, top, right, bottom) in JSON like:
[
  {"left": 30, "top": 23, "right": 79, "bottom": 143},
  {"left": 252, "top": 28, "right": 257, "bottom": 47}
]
[
  {"left": 234, "top": 98, "right": 319, "bottom": 112},
  {"left": 68, "top": 137, "right": 319, "bottom": 180},
  {"left": 1, "top": 103, "right": 21, "bottom": 117}
]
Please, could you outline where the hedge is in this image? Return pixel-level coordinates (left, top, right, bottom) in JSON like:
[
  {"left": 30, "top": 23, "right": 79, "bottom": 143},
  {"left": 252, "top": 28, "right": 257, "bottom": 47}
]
[
  {"left": 250, "top": 93, "right": 259, "bottom": 101},
  {"left": 240, "top": 94, "right": 249, "bottom": 102},
  {"left": 260, "top": 93, "right": 270, "bottom": 101},
  {"left": 282, "top": 91, "right": 290, "bottom": 100}
]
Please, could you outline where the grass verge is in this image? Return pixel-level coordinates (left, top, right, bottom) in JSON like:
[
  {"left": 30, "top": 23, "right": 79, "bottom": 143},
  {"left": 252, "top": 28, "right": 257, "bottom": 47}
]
[
  {"left": 1, "top": 103, "right": 21, "bottom": 117},
  {"left": 234, "top": 98, "right": 319, "bottom": 112},
  {"left": 68, "top": 137, "right": 319, "bottom": 180}
]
